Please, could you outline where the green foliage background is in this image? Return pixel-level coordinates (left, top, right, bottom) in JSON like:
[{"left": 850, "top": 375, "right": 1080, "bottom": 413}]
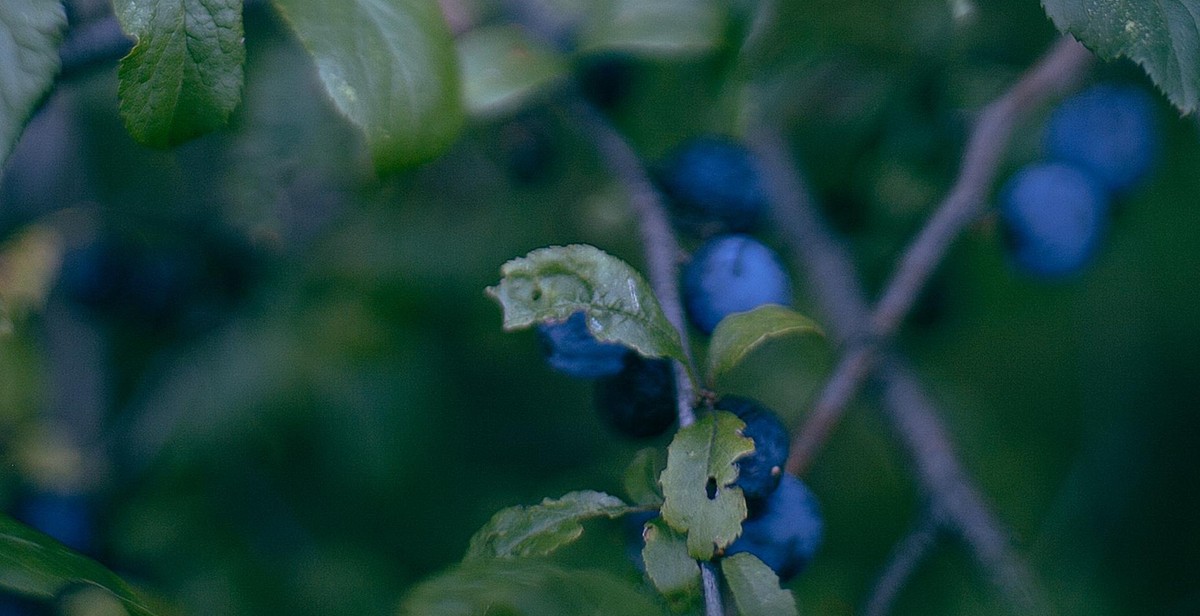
[{"left": 2, "top": 0, "right": 1199, "bottom": 614}]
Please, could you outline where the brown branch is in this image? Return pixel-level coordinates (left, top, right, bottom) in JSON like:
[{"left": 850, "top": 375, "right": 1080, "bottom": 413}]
[
  {"left": 861, "top": 510, "right": 941, "bottom": 616},
  {"left": 564, "top": 98, "right": 700, "bottom": 424},
  {"left": 784, "top": 36, "right": 1093, "bottom": 473},
  {"left": 748, "top": 128, "right": 1049, "bottom": 612}
]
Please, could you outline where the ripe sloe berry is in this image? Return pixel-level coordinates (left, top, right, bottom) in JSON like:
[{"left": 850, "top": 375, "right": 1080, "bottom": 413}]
[
  {"left": 536, "top": 312, "right": 629, "bottom": 378},
  {"left": 725, "top": 474, "right": 823, "bottom": 581},
  {"left": 715, "top": 396, "right": 789, "bottom": 501},
  {"left": 594, "top": 354, "right": 677, "bottom": 439},
  {"left": 1044, "top": 84, "right": 1159, "bottom": 193},
  {"left": 999, "top": 162, "right": 1109, "bottom": 278},
  {"left": 659, "top": 136, "right": 769, "bottom": 233},
  {"left": 682, "top": 235, "right": 792, "bottom": 334}
]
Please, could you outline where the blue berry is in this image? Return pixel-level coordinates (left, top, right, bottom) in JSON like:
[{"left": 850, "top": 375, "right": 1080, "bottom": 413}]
[
  {"left": 725, "top": 474, "right": 823, "bottom": 581},
  {"left": 16, "top": 489, "right": 93, "bottom": 553},
  {"left": 716, "top": 396, "right": 789, "bottom": 501},
  {"left": 659, "top": 136, "right": 769, "bottom": 233},
  {"left": 594, "top": 354, "right": 677, "bottom": 439},
  {"left": 999, "top": 162, "right": 1110, "bottom": 278},
  {"left": 682, "top": 235, "right": 792, "bottom": 334},
  {"left": 1044, "top": 84, "right": 1159, "bottom": 193},
  {"left": 536, "top": 312, "right": 630, "bottom": 378}
]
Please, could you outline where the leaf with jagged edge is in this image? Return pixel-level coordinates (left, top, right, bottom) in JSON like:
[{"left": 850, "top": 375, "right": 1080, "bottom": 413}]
[
  {"left": 486, "top": 245, "right": 691, "bottom": 378},
  {"left": 1042, "top": 0, "right": 1197, "bottom": 112},
  {"left": 0, "top": 0, "right": 66, "bottom": 169},
  {"left": 466, "top": 491, "right": 634, "bottom": 560},
  {"left": 706, "top": 305, "right": 823, "bottom": 387},
  {"left": 659, "top": 411, "right": 753, "bottom": 560},
  {"left": 113, "top": 0, "right": 244, "bottom": 147}
]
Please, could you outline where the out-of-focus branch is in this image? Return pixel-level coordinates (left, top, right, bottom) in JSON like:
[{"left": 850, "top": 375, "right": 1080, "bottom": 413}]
[
  {"left": 565, "top": 97, "right": 699, "bottom": 428},
  {"left": 861, "top": 511, "right": 940, "bottom": 616},
  {"left": 784, "top": 36, "right": 1093, "bottom": 473},
  {"left": 748, "top": 128, "right": 1048, "bottom": 613}
]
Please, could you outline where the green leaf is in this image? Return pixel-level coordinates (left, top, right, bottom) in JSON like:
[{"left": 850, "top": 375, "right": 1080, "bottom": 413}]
[
  {"left": 580, "top": 0, "right": 725, "bottom": 57},
  {"left": 721, "top": 553, "right": 799, "bottom": 616},
  {"left": 486, "top": 245, "right": 690, "bottom": 370},
  {"left": 659, "top": 411, "right": 754, "bottom": 560},
  {"left": 0, "top": 0, "right": 66, "bottom": 169},
  {"left": 271, "top": 0, "right": 464, "bottom": 171},
  {"left": 466, "top": 490, "right": 633, "bottom": 560},
  {"left": 113, "top": 0, "right": 244, "bottom": 147},
  {"left": 397, "top": 559, "right": 665, "bottom": 616},
  {"left": 641, "top": 518, "right": 702, "bottom": 612},
  {"left": 1042, "top": 0, "right": 1198, "bottom": 112},
  {"left": 706, "top": 305, "right": 823, "bottom": 386},
  {"left": 457, "top": 25, "right": 568, "bottom": 118},
  {"left": 0, "top": 513, "right": 158, "bottom": 616},
  {"left": 624, "top": 448, "right": 667, "bottom": 507}
]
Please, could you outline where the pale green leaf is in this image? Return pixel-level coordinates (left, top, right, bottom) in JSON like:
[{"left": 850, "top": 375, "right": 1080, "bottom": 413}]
[
  {"left": 580, "top": 0, "right": 725, "bottom": 57},
  {"left": 721, "top": 553, "right": 799, "bottom": 616},
  {"left": 466, "top": 490, "right": 633, "bottom": 560},
  {"left": 113, "top": 0, "right": 244, "bottom": 147},
  {"left": 624, "top": 448, "right": 666, "bottom": 507},
  {"left": 0, "top": 513, "right": 158, "bottom": 616},
  {"left": 706, "top": 305, "right": 823, "bottom": 386},
  {"left": 1042, "top": 0, "right": 1197, "bottom": 112},
  {"left": 457, "top": 25, "right": 567, "bottom": 117},
  {"left": 0, "top": 0, "right": 66, "bottom": 169},
  {"left": 486, "top": 244, "right": 689, "bottom": 370},
  {"left": 659, "top": 411, "right": 754, "bottom": 560},
  {"left": 641, "top": 518, "right": 702, "bottom": 612},
  {"left": 397, "top": 559, "right": 665, "bottom": 616},
  {"left": 272, "top": 0, "right": 464, "bottom": 171}
]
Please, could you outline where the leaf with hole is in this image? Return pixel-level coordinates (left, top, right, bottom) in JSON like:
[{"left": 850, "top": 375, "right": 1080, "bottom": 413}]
[
  {"left": 272, "top": 0, "right": 463, "bottom": 171},
  {"left": 113, "top": 0, "right": 244, "bottom": 147},
  {"left": 721, "top": 552, "right": 798, "bottom": 616},
  {"left": 486, "top": 245, "right": 690, "bottom": 373},
  {"left": 466, "top": 490, "right": 633, "bottom": 560},
  {"left": 0, "top": 0, "right": 66, "bottom": 169},
  {"left": 706, "top": 305, "right": 823, "bottom": 386},
  {"left": 1042, "top": 0, "right": 1195, "bottom": 112},
  {"left": 0, "top": 513, "right": 158, "bottom": 616},
  {"left": 659, "top": 411, "right": 754, "bottom": 560}
]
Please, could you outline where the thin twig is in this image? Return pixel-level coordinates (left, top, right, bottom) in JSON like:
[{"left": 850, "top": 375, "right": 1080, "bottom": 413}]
[
  {"left": 748, "top": 127, "right": 1049, "bottom": 613},
  {"left": 862, "top": 510, "right": 941, "bottom": 616},
  {"left": 783, "top": 36, "right": 1093, "bottom": 473},
  {"left": 566, "top": 97, "right": 699, "bottom": 428},
  {"left": 701, "top": 562, "right": 726, "bottom": 616}
]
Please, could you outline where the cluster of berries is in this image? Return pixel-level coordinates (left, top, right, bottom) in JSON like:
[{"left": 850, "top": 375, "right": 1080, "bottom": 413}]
[
  {"left": 1000, "top": 84, "right": 1159, "bottom": 278},
  {"left": 535, "top": 135, "right": 822, "bottom": 580}
]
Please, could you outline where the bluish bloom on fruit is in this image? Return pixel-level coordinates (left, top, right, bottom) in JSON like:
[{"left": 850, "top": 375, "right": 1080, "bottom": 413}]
[
  {"left": 659, "top": 136, "right": 769, "bottom": 233},
  {"left": 726, "top": 474, "right": 823, "bottom": 581},
  {"left": 537, "top": 312, "right": 630, "bottom": 378},
  {"left": 1044, "top": 84, "right": 1159, "bottom": 193},
  {"left": 1000, "top": 162, "right": 1110, "bottom": 278},
  {"left": 715, "top": 396, "right": 789, "bottom": 501},
  {"left": 594, "top": 354, "right": 677, "bottom": 439},
  {"left": 682, "top": 235, "right": 792, "bottom": 334}
]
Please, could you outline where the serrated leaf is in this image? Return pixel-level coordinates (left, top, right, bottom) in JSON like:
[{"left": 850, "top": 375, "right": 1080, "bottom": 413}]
[
  {"left": 486, "top": 245, "right": 689, "bottom": 370},
  {"left": 397, "top": 559, "right": 665, "bottom": 616},
  {"left": 580, "top": 0, "right": 725, "bottom": 57},
  {"left": 457, "top": 25, "right": 568, "bottom": 117},
  {"left": 0, "top": 0, "right": 66, "bottom": 169},
  {"left": 0, "top": 513, "right": 158, "bottom": 616},
  {"left": 624, "top": 448, "right": 666, "bottom": 507},
  {"left": 113, "top": 0, "right": 244, "bottom": 147},
  {"left": 271, "top": 0, "right": 463, "bottom": 171},
  {"left": 659, "top": 411, "right": 754, "bottom": 560},
  {"left": 721, "top": 553, "right": 799, "bottom": 616},
  {"left": 466, "top": 490, "right": 633, "bottom": 560},
  {"left": 1042, "top": 0, "right": 1197, "bottom": 112},
  {"left": 641, "top": 518, "right": 702, "bottom": 612},
  {"left": 706, "top": 305, "right": 823, "bottom": 386}
]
